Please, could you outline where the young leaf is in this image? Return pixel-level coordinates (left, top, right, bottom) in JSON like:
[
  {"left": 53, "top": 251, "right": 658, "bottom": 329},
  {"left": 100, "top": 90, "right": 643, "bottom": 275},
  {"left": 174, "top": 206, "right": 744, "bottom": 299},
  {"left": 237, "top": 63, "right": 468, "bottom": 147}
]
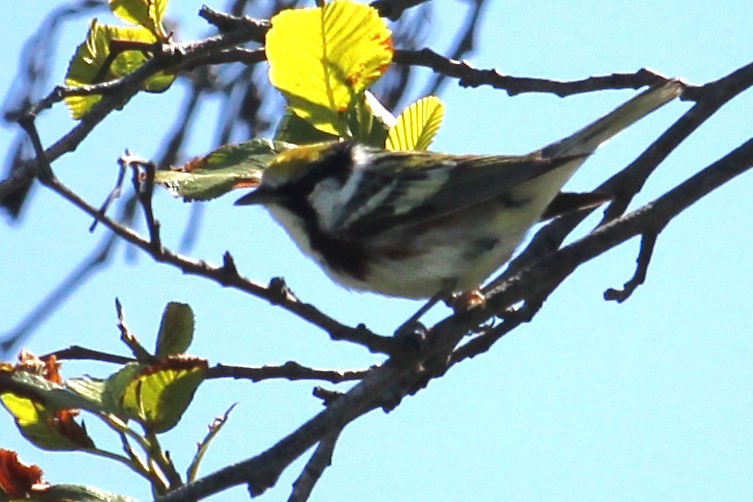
[
  {"left": 386, "top": 96, "right": 445, "bottom": 151},
  {"left": 103, "top": 363, "right": 144, "bottom": 419},
  {"left": 0, "top": 392, "right": 95, "bottom": 451},
  {"left": 64, "top": 19, "right": 175, "bottom": 119},
  {"left": 0, "top": 449, "right": 44, "bottom": 499},
  {"left": 109, "top": 0, "right": 169, "bottom": 40},
  {"left": 155, "top": 302, "right": 194, "bottom": 357},
  {"left": 266, "top": 0, "right": 393, "bottom": 136},
  {"left": 154, "top": 139, "right": 295, "bottom": 201},
  {"left": 119, "top": 357, "right": 208, "bottom": 433}
]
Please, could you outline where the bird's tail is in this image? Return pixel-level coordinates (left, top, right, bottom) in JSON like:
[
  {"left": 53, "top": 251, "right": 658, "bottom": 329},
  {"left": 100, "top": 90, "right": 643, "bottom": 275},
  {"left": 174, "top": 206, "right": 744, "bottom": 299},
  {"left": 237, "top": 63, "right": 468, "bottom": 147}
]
[{"left": 543, "top": 80, "right": 682, "bottom": 157}]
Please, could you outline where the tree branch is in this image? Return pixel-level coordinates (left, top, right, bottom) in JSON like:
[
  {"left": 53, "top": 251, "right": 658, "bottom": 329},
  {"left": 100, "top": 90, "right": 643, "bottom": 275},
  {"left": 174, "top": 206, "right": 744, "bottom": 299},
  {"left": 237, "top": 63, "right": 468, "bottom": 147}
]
[
  {"left": 288, "top": 429, "right": 341, "bottom": 502},
  {"left": 395, "top": 48, "right": 677, "bottom": 96},
  {"left": 207, "top": 362, "right": 371, "bottom": 383}
]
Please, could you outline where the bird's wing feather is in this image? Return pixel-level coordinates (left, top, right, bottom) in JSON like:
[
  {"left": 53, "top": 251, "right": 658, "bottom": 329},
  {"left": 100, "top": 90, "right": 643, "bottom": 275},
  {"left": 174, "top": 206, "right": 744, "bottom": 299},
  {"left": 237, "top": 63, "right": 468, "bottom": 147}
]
[{"left": 333, "top": 150, "right": 585, "bottom": 238}]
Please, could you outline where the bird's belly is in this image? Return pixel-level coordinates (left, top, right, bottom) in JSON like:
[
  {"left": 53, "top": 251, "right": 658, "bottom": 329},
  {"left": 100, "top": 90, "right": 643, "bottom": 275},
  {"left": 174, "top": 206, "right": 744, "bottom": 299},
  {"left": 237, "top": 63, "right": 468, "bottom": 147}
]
[{"left": 354, "top": 205, "right": 541, "bottom": 298}]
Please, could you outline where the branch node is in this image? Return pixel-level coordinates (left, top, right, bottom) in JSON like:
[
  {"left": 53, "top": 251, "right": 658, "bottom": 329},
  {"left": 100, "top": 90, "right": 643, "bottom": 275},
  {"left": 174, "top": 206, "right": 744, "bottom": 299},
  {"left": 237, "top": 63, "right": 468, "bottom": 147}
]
[
  {"left": 312, "top": 386, "right": 344, "bottom": 406},
  {"left": 221, "top": 251, "right": 239, "bottom": 276},
  {"left": 267, "top": 277, "right": 298, "bottom": 305}
]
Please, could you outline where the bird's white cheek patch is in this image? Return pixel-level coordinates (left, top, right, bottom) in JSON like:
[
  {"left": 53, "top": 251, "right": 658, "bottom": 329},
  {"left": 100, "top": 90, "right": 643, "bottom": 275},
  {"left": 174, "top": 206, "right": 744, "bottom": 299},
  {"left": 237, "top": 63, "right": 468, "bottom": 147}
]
[{"left": 308, "top": 178, "right": 344, "bottom": 232}]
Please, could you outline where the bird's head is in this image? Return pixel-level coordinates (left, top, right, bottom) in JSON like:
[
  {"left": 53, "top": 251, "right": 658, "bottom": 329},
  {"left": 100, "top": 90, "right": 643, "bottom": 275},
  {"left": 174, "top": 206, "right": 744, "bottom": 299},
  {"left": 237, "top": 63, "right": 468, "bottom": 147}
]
[{"left": 235, "top": 141, "right": 354, "bottom": 206}]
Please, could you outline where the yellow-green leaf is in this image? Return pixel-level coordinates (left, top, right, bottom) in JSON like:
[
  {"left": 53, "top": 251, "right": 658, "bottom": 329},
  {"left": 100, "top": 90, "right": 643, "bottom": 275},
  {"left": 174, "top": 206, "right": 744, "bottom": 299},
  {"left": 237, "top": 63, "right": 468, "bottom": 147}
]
[
  {"left": 386, "top": 96, "right": 445, "bottom": 151},
  {"left": 155, "top": 302, "right": 194, "bottom": 357},
  {"left": 120, "top": 357, "right": 207, "bottom": 433},
  {"left": 0, "top": 373, "right": 97, "bottom": 451},
  {"left": 155, "top": 139, "right": 295, "bottom": 201},
  {"left": 266, "top": 0, "right": 393, "bottom": 136},
  {"left": 64, "top": 19, "right": 175, "bottom": 119},
  {"left": 109, "top": 0, "right": 169, "bottom": 40}
]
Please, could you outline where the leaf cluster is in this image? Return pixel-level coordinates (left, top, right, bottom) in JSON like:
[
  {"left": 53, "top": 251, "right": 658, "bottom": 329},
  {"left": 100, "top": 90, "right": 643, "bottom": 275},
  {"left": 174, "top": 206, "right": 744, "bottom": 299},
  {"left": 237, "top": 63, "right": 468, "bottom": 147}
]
[{"left": 0, "top": 303, "right": 222, "bottom": 499}]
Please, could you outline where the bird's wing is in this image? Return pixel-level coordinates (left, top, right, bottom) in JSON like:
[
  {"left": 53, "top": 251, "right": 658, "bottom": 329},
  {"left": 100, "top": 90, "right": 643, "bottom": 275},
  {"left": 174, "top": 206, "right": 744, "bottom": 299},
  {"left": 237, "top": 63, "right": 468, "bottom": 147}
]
[{"left": 332, "top": 149, "right": 584, "bottom": 238}]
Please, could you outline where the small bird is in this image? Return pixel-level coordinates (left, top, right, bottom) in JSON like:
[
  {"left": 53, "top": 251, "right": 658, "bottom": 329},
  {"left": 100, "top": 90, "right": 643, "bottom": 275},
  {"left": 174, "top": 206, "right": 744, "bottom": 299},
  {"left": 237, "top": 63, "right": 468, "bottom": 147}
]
[{"left": 236, "top": 81, "right": 681, "bottom": 305}]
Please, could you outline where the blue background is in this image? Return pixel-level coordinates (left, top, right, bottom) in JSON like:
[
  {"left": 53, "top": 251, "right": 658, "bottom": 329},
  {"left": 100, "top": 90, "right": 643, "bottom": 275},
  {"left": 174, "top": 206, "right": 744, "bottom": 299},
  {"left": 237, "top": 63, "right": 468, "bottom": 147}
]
[{"left": 2, "top": 1, "right": 752, "bottom": 501}]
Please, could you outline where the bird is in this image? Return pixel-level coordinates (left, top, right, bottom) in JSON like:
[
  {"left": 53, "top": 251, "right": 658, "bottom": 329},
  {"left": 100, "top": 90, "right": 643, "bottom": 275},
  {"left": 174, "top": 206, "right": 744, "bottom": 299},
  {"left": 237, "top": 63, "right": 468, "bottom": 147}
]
[{"left": 236, "top": 81, "right": 681, "bottom": 308}]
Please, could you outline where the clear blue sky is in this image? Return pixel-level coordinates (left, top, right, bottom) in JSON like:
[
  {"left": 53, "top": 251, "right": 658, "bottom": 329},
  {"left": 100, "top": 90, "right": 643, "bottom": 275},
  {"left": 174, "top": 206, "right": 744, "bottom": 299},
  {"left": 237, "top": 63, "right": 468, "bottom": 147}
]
[{"left": 2, "top": 1, "right": 753, "bottom": 501}]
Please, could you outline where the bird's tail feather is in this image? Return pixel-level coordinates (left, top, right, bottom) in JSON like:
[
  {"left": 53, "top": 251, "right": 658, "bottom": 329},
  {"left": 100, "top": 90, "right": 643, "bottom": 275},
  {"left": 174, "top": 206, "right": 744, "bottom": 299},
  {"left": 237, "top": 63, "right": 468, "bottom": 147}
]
[{"left": 543, "top": 80, "right": 682, "bottom": 157}]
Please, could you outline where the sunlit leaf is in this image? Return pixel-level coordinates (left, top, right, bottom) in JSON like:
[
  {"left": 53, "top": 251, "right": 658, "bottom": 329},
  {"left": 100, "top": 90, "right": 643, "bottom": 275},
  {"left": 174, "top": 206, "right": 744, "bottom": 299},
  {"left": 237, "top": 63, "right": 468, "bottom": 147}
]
[
  {"left": 386, "top": 96, "right": 445, "bottom": 151},
  {"left": 0, "top": 393, "right": 94, "bottom": 451},
  {"left": 109, "top": 0, "right": 169, "bottom": 40},
  {"left": 65, "top": 377, "right": 108, "bottom": 411},
  {"left": 155, "top": 302, "right": 194, "bottom": 357},
  {"left": 64, "top": 19, "right": 175, "bottom": 119},
  {"left": 120, "top": 357, "right": 208, "bottom": 433},
  {"left": 103, "top": 364, "right": 143, "bottom": 419},
  {"left": 154, "top": 139, "right": 295, "bottom": 201},
  {"left": 266, "top": 0, "right": 393, "bottom": 136}
]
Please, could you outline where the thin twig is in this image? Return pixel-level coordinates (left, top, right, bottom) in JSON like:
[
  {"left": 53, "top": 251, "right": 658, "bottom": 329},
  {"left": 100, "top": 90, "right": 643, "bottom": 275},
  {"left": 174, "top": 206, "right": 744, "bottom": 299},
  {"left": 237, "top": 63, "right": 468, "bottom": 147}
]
[
  {"left": 207, "top": 362, "right": 371, "bottom": 383},
  {"left": 288, "top": 429, "right": 342, "bottom": 502},
  {"left": 604, "top": 231, "right": 658, "bottom": 303},
  {"left": 115, "top": 298, "right": 153, "bottom": 362},
  {"left": 32, "top": 172, "right": 399, "bottom": 356},
  {"left": 42, "top": 345, "right": 134, "bottom": 365}
]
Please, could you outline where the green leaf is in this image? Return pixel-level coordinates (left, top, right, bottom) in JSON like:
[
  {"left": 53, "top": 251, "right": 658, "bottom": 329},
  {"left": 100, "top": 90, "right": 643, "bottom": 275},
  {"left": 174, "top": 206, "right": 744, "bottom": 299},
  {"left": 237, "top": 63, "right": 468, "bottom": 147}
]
[
  {"left": 109, "top": 0, "right": 169, "bottom": 40},
  {"left": 155, "top": 302, "right": 194, "bottom": 357},
  {"left": 1, "top": 371, "right": 106, "bottom": 415},
  {"left": 0, "top": 372, "right": 98, "bottom": 451},
  {"left": 275, "top": 109, "right": 340, "bottom": 145},
  {"left": 120, "top": 357, "right": 208, "bottom": 433},
  {"left": 154, "top": 139, "right": 295, "bottom": 201},
  {"left": 103, "top": 363, "right": 143, "bottom": 419},
  {"left": 0, "top": 393, "right": 77, "bottom": 450},
  {"left": 65, "top": 377, "right": 108, "bottom": 410},
  {"left": 386, "top": 96, "right": 445, "bottom": 151},
  {"left": 64, "top": 19, "right": 175, "bottom": 119},
  {"left": 266, "top": 0, "right": 393, "bottom": 136},
  {"left": 347, "top": 91, "right": 393, "bottom": 147}
]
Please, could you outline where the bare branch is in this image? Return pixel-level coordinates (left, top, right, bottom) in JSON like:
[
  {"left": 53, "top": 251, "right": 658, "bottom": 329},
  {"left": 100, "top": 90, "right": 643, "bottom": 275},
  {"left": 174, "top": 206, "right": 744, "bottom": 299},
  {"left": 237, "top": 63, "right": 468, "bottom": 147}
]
[
  {"left": 395, "top": 48, "right": 676, "bottom": 96},
  {"left": 289, "top": 429, "right": 341, "bottom": 502},
  {"left": 24, "top": 166, "right": 399, "bottom": 356},
  {"left": 370, "top": 0, "right": 432, "bottom": 20},
  {"left": 42, "top": 345, "right": 134, "bottom": 365},
  {"left": 207, "top": 362, "right": 371, "bottom": 383}
]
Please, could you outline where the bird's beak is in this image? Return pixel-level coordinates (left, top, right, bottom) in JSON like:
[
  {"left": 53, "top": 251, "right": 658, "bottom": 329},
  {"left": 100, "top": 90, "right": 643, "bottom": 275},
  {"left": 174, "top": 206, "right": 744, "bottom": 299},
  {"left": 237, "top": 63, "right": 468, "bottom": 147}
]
[{"left": 234, "top": 187, "right": 278, "bottom": 206}]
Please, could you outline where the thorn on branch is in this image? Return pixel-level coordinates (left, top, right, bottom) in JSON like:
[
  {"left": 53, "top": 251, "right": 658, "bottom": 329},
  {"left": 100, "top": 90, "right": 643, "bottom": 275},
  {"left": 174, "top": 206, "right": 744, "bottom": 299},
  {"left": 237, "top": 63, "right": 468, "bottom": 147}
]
[
  {"left": 604, "top": 231, "right": 659, "bottom": 303},
  {"left": 312, "top": 386, "right": 344, "bottom": 406},
  {"left": 221, "top": 251, "right": 239, "bottom": 277},
  {"left": 267, "top": 277, "right": 299, "bottom": 305}
]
